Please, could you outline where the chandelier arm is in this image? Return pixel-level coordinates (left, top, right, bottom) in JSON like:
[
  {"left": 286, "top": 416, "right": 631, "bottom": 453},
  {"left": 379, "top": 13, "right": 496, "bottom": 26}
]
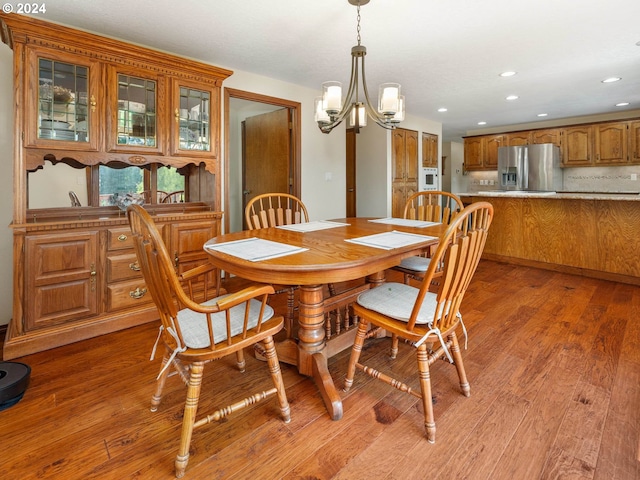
[{"left": 359, "top": 55, "right": 394, "bottom": 126}]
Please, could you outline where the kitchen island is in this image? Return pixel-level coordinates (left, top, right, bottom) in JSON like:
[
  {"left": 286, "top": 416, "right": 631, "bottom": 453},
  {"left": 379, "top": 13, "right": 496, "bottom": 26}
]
[{"left": 460, "top": 191, "right": 640, "bottom": 284}]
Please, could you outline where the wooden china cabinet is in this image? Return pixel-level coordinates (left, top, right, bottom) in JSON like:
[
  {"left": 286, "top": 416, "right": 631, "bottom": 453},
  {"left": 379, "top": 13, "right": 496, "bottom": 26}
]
[{"left": 0, "top": 14, "right": 233, "bottom": 359}]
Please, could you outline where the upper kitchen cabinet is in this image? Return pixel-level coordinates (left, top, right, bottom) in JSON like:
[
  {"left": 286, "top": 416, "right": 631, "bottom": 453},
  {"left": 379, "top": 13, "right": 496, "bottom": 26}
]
[
  {"left": 594, "top": 121, "right": 628, "bottom": 165},
  {"left": 562, "top": 125, "right": 593, "bottom": 167},
  {"left": 506, "top": 129, "right": 562, "bottom": 149},
  {"left": 530, "top": 128, "right": 561, "bottom": 148},
  {"left": 506, "top": 131, "right": 530, "bottom": 146},
  {"left": 421, "top": 132, "right": 438, "bottom": 167},
  {"left": 631, "top": 121, "right": 640, "bottom": 163},
  {"left": 463, "top": 134, "right": 504, "bottom": 170}
]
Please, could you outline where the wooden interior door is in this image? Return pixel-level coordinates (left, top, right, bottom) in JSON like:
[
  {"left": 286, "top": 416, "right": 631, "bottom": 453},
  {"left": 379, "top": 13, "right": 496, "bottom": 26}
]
[
  {"left": 346, "top": 128, "right": 356, "bottom": 217},
  {"left": 242, "top": 108, "right": 291, "bottom": 226}
]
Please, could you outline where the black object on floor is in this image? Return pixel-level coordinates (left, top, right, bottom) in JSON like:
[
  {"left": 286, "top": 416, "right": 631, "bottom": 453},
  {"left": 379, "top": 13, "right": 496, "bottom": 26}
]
[{"left": 0, "top": 362, "right": 31, "bottom": 411}]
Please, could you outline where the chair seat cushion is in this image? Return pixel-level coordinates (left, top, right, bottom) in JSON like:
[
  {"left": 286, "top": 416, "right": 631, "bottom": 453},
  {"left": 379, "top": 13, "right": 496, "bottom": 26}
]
[
  {"left": 357, "top": 282, "right": 435, "bottom": 325},
  {"left": 177, "top": 295, "right": 274, "bottom": 349},
  {"left": 399, "top": 255, "right": 431, "bottom": 272}
]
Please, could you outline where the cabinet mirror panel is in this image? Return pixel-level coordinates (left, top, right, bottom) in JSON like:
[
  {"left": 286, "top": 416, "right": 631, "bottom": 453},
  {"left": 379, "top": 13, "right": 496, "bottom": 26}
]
[
  {"left": 27, "top": 161, "right": 208, "bottom": 210},
  {"left": 179, "top": 87, "right": 210, "bottom": 151},
  {"left": 117, "top": 74, "right": 157, "bottom": 147},
  {"left": 38, "top": 58, "right": 89, "bottom": 143}
]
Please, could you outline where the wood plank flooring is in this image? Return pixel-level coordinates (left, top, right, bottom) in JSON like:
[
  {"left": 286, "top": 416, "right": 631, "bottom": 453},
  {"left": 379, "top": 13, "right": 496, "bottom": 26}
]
[{"left": 1, "top": 260, "right": 639, "bottom": 479}]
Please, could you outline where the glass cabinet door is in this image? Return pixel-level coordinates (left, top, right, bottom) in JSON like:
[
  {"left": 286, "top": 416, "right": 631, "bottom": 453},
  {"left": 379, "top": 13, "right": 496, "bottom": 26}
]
[
  {"left": 171, "top": 79, "right": 218, "bottom": 158},
  {"left": 116, "top": 74, "right": 157, "bottom": 148},
  {"left": 38, "top": 59, "right": 89, "bottom": 143},
  {"left": 26, "top": 47, "right": 100, "bottom": 151}
]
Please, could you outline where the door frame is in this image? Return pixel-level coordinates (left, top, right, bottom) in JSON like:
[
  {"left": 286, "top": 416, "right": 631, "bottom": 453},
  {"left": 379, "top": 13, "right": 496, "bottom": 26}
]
[{"left": 224, "top": 88, "right": 301, "bottom": 234}]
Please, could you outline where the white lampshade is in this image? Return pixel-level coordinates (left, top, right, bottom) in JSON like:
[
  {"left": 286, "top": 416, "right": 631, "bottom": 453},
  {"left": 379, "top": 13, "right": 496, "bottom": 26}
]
[
  {"left": 315, "top": 97, "right": 330, "bottom": 124},
  {"left": 378, "top": 83, "right": 401, "bottom": 115},
  {"left": 391, "top": 95, "right": 405, "bottom": 123},
  {"left": 349, "top": 103, "right": 367, "bottom": 127},
  {"left": 322, "top": 81, "right": 343, "bottom": 115}
]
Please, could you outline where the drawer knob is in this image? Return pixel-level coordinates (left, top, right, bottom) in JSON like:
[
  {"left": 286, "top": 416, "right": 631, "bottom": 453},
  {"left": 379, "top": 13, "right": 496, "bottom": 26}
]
[
  {"left": 129, "top": 287, "right": 147, "bottom": 299},
  {"left": 118, "top": 234, "right": 128, "bottom": 242},
  {"left": 129, "top": 261, "right": 141, "bottom": 271}
]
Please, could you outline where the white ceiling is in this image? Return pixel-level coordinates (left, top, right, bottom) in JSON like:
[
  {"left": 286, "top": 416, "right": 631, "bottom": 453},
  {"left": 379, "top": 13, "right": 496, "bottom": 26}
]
[{"left": 23, "top": 0, "right": 640, "bottom": 141}]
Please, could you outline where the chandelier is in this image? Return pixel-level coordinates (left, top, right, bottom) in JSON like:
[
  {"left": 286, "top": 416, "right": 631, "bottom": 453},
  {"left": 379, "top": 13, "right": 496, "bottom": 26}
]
[{"left": 315, "top": 0, "right": 405, "bottom": 134}]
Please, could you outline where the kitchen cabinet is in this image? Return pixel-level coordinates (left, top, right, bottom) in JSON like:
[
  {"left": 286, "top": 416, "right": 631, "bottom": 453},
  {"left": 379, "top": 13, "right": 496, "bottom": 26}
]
[
  {"left": 392, "top": 128, "right": 419, "bottom": 218},
  {"left": 562, "top": 125, "right": 593, "bottom": 167},
  {"left": 463, "top": 134, "right": 504, "bottom": 170},
  {"left": 594, "top": 121, "right": 628, "bottom": 165},
  {"left": 530, "top": 128, "right": 562, "bottom": 148},
  {"left": 631, "top": 121, "right": 640, "bottom": 162},
  {"left": 24, "top": 231, "right": 99, "bottom": 330},
  {"left": 422, "top": 132, "right": 438, "bottom": 167},
  {"left": 507, "top": 131, "right": 530, "bottom": 146},
  {"left": 1, "top": 14, "right": 232, "bottom": 359}
]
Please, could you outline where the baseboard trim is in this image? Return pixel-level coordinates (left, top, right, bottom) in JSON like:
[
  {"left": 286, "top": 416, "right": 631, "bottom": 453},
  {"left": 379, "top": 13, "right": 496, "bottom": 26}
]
[{"left": 483, "top": 253, "right": 640, "bottom": 286}]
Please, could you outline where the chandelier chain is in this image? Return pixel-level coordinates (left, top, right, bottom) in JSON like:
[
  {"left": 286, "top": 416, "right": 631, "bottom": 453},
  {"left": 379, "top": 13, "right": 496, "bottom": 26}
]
[{"left": 356, "top": 4, "right": 361, "bottom": 46}]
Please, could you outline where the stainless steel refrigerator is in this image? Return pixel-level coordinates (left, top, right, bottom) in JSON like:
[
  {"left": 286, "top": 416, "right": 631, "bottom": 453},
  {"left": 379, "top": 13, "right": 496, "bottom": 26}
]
[{"left": 498, "top": 144, "right": 562, "bottom": 192}]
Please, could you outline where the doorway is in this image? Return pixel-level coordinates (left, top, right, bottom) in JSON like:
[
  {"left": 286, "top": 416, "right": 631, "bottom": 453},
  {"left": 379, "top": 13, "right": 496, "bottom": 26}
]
[{"left": 224, "top": 88, "right": 301, "bottom": 233}]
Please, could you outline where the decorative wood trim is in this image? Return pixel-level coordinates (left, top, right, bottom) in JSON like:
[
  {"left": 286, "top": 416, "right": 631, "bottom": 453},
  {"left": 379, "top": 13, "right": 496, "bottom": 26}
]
[{"left": 0, "top": 13, "right": 232, "bottom": 84}]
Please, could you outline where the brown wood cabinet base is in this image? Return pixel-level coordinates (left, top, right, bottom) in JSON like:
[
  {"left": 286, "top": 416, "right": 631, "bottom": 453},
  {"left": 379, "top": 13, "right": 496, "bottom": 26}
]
[
  {"left": 2, "top": 305, "right": 159, "bottom": 360},
  {"left": 465, "top": 195, "right": 640, "bottom": 284},
  {"left": 5, "top": 208, "right": 222, "bottom": 360}
]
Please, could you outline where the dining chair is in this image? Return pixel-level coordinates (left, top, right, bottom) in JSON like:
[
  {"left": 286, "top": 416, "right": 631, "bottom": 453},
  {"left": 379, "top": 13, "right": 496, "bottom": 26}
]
[
  {"left": 68, "top": 190, "right": 81, "bottom": 207},
  {"left": 244, "top": 193, "right": 309, "bottom": 337},
  {"left": 161, "top": 190, "right": 185, "bottom": 203},
  {"left": 344, "top": 201, "right": 493, "bottom": 443},
  {"left": 394, "top": 191, "right": 464, "bottom": 284},
  {"left": 244, "top": 193, "right": 359, "bottom": 339},
  {"left": 127, "top": 204, "right": 291, "bottom": 478}
]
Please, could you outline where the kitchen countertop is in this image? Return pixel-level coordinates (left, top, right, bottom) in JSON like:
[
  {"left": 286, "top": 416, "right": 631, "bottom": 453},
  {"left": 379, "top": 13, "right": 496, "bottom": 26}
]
[{"left": 459, "top": 191, "right": 640, "bottom": 201}]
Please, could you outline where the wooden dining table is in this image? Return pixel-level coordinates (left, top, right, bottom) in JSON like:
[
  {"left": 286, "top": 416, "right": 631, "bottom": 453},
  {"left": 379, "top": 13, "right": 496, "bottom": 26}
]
[{"left": 203, "top": 217, "right": 445, "bottom": 420}]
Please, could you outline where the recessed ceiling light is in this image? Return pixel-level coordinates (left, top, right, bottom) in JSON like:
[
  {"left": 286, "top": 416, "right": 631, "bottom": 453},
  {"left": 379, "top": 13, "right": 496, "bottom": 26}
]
[
  {"left": 602, "top": 77, "right": 621, "bottom": 83},
  {"left": 437, "top": 107, "right": 448, "bottom": 112},
  {"left": 616, "top": 102, "right": 630, "bottom": 107},
  {"left": 477, "top": 121, "right": 487, "bottom": 125},
  {"left": 537, "top": 113, "right": 548, "bottom": 117},
  {"left": 500, "top": 71, "right": 517, "bottom": 77},
  {"left": 506, "top": 95, "right": 519, "bottom": 100}
]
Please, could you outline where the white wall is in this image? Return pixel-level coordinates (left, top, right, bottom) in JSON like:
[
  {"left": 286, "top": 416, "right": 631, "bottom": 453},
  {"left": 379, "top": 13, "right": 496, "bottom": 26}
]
[
  {"left": 0, "top": 42, "right": 14, "bottom": 325},
  {"left": 443, "top": 141, "right": 467, "bottom": 194}
]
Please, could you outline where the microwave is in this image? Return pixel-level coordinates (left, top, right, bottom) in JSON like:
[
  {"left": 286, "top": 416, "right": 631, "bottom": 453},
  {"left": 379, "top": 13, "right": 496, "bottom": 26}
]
[{"left": 422, "top": 167, "right": 438, "bottom": 191}]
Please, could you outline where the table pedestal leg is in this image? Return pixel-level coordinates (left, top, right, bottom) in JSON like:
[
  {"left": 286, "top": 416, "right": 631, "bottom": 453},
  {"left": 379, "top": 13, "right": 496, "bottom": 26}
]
[{"left": 296, "top": 284, "right": 343, "bottom": 420}]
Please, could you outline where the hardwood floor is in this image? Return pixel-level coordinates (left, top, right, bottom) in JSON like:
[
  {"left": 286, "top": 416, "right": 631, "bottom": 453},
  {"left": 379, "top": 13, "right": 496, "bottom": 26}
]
[{"left": 1, "top": 260, "right": 639, "bottom": 479}]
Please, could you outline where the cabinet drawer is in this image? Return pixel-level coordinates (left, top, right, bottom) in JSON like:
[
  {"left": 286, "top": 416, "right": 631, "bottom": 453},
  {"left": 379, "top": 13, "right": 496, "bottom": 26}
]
[
  {"left": 107, "top": 279, "right": 153, "bottom": 312},
  {"left": 107, "top": 252, "right": 143, "bottom": 283},
  {"left": 107, "top": 227, "right": 135, "bottom": 251}
]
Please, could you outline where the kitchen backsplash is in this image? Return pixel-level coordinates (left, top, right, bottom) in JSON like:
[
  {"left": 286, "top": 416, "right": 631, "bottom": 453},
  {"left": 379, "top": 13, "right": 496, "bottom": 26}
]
[{"left": 462, "top": 165, "right": 640, "bottom": 193}]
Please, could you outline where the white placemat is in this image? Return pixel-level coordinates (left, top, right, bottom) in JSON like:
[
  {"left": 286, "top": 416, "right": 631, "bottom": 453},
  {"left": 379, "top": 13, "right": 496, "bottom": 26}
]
[
  {"left": 276, "top": 220, "right": 350, "bottom": 232},
  {"left": 369, "top": 217, "right": 441, "bottom": 228},
  {"left": 345, "top": 230, "right": 437, "bottom": 250},
  {"left": 205, "top": 237, "right": 308, "bottom": 261}
]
